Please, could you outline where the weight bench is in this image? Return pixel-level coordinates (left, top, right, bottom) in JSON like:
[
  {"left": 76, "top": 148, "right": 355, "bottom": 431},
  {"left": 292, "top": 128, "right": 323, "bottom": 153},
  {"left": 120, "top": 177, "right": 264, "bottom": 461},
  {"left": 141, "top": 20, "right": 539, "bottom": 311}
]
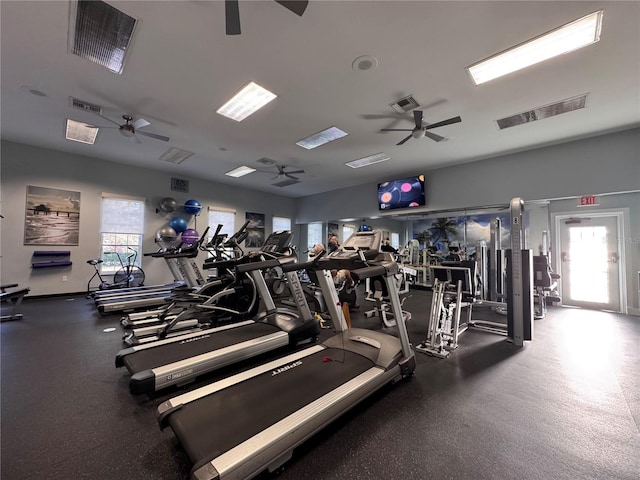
[{"left": 1, "top": 284, "right": 30, "bottom": 322}]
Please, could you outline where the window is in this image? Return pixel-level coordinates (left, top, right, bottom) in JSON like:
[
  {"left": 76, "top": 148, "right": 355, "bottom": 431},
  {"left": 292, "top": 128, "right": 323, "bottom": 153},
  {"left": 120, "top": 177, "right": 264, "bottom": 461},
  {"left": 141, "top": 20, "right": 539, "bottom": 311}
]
[
  {"left": 273, "top": 216, "right": 291, "bottom": 232},
  {"left": 307, "top": 222, "right": 323, "bottom": 250},
  {"left": 207, "top": 207, "right": 236, "bottom": 257},
  {"left": 342, "top": 225, "right": 355, "bottom": 243},
  {"left": 391, "top": 232, "right": 400, "bottom": 249},
  {"left": 207, "top": 207, "right": 236, "bottom": 241},
  {"left": 100, "top": 194, "right": 145, "bottom": 273}
]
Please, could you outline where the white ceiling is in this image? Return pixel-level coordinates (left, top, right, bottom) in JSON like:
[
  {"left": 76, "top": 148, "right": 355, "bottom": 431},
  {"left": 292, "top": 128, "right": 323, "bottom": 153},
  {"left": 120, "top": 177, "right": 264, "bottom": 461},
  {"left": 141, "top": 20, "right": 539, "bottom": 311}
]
[{"left": 2, "top": 1, "right": 639, "bottom": 198}]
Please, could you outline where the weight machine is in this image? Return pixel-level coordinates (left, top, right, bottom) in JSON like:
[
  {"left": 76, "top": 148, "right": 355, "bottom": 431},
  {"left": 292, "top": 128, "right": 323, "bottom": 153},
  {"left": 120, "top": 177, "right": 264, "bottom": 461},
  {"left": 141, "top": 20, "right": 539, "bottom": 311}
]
[{"left": 417, "top": 197, "right": 534, "bottom": 358}]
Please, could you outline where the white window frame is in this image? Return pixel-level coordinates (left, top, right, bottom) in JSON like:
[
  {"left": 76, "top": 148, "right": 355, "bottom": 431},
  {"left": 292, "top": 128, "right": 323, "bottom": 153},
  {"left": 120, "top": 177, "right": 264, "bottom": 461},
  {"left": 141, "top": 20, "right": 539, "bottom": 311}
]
[{"left": 100, "top": 193, "right": 145, "bottom": 273}]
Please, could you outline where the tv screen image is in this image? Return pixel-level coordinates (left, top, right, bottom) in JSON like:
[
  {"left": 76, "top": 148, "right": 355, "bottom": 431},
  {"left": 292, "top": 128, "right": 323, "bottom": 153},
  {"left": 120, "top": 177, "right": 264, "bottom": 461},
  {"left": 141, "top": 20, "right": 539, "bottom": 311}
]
[{"left": 378, "top": 175, "right": 425, "bottom": 210}]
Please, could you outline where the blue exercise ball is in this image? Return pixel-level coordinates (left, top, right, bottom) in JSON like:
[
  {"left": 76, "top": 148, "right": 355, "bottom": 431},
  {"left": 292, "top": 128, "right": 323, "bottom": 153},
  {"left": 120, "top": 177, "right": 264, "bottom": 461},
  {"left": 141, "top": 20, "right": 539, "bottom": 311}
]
[
  {"left": 168, "top": 216, "right": 188, "bottom": 233},
  {"left": 184, "top": 199, "right": 202, "bottom": 216}
]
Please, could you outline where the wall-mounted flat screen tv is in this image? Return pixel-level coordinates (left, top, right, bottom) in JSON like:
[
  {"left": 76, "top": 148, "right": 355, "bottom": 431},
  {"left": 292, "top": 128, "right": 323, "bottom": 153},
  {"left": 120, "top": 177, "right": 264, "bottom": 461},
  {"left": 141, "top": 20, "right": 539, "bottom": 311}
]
[{"left": 378, "top": 174, "right": 425, "bottom": 211}]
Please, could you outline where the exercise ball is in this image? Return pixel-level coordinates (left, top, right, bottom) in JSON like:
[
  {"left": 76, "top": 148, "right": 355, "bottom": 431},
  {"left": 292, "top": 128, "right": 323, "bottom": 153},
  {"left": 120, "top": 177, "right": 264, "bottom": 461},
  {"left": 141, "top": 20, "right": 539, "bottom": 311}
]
[
  {"left": 168, "top": 216, "right": 188, "bottom": 233},
  {"left": 184, "top": 199, "right": 202, "bottom": 216},
  {"left": 159, "top": 197, "right": 177, "bottom": 214},
  {"left": 181, "top": 228, "right": 200, "bottom": 246},
  {"left": 156, "top": 225, "right": 178, "bottom": 242}
]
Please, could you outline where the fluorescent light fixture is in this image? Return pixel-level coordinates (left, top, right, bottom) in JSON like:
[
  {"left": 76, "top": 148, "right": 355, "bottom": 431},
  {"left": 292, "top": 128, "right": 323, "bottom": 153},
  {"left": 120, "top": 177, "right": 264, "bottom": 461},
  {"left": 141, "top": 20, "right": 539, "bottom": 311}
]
[
  {"left": 65, "top": 119, "right": 98, "bottom": 144},
  {"left": 158, "top": 147, "right": 194, "bottom": 165},
  {"left": 225, "top": 166, "right": 257, "bottom": 177},
  {"left": 216, "top": 82, "right": 277, "bottom": 122},
  {"left": 296, "top": 126, "right": 349, "bottom": 149},
  {"left": 467, "top": 10, "right": 603, "bottom": 85},
  {"left": 345, "top": 152, "right": 390, "bottom": 169}
]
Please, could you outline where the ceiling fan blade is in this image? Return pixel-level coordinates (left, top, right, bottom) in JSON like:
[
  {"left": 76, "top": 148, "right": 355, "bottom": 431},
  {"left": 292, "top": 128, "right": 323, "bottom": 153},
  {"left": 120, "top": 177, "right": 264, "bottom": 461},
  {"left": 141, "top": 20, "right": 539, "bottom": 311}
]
[
  {"left": 424, "top": 131, "right": 446, "bottom": 142},
  {"left": 136, "top": 130, "right": 170, "bottom": 142},
  {"left": 92, "top": 113, "right": 122, "bottom": 127},
  {"left": 275, "top": 0, "right": 309, "bottom": 16},
  {"left": 225, "top": 0, "right": 241, "bottom": 35},
  {"left": 414, "top": 110, "right": 423, "bottom": 129},
  {"left": 397, "top": 134, "right": 413, "bottom": 146},
  {"left": 132, "top": 118, "right": 150, "bottom": 129},
  {"left": 284, "top": 174, "right": 300, "bottom": 180},
  {"left": 284, "top": 169, "right": 305, "bottom": 175},
  {"left": 380, "top": 128, "right": 413, "bottom": 132},
  {"left": 271, "top": 174, "right": 280, "bottom": 180},
  {"left": 425, "top": 115, "right": 462, "bottom": 130}
]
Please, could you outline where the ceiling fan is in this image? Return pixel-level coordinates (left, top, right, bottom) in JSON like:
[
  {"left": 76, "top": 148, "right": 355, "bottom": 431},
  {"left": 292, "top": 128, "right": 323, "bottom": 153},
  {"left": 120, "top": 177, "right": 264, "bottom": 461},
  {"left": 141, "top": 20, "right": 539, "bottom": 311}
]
[
  {"left": 380, "top": 110, "right": 462, "bottom": 145},
  {"left": 256, "top": 164, "right": 305, "bottom": 186},
  {"left": 269, "top": 164, "right": 305, "bottom": 180},
  {"left": 89, "top": 114, "right": 170, "bottom": 144},
  {"left": 225, "top": 0, "right": 309, "bottom": 35}
]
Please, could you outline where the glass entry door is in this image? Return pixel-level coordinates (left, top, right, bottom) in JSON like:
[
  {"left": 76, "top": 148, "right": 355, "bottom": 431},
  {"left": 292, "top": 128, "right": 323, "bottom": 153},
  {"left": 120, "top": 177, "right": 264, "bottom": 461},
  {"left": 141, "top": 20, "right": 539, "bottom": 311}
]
[{"left": 558, "top": 214, "right": 622, "bottom": 312}]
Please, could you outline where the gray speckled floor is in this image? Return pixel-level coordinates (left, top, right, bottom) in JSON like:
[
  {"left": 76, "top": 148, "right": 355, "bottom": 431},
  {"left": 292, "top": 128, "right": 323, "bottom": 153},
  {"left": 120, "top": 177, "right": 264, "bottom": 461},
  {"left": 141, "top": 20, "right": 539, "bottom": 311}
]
[{"left": 1, "top": 290, "right": 639, "bottom": 480}]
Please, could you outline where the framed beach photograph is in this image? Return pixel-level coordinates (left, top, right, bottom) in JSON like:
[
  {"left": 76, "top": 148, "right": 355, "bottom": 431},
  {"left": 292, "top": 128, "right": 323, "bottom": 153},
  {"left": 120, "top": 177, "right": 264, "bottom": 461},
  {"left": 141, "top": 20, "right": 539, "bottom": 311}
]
[{"left": 24, "top": 185, "right": 80, "bottom": 245}]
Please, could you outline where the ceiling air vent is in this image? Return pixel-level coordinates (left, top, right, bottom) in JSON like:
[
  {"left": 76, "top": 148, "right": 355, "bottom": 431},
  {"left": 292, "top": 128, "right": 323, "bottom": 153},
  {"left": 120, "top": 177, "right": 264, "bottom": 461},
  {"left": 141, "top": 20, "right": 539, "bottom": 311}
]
[
  {"left": 273, "top": 178, "right": 300, "bottom": 188},
  {"left": 158, "top": 148, "right": 194, "bottom": 165},
  {"left": 390, "top": 95, "right": 420, "bottom": 114},
  {"left": 68, "top": 0, "right": 138, "bottom": 75},
  {"left": 256, "top": 157, "right": 277, "bottom": 166},
  {"left": 497, "top": 94, "right": 589, "bottom": 130},
  {"left": 70, "top": 97, "right": 103, "bottom": 115}
]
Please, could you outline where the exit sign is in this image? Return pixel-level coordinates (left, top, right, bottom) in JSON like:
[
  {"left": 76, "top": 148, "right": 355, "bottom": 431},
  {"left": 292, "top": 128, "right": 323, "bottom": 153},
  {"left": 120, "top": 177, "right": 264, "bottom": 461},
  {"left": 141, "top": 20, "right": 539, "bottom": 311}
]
[{"left": 579, "top": 195, "right": 598, "bottom": 206}]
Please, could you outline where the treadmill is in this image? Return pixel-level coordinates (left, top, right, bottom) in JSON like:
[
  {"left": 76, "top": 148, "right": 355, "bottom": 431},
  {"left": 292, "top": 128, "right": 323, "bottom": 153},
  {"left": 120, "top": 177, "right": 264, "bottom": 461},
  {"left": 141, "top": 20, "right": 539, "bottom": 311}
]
[
  {"left": 120, "top": 229, "right": 291, "bottom": 346},
  {"left": 156, "top": 230, "right": 416, "bottom": 480},
  {"left": 115, "top": 245, "right": 321, "bottom": 394}
]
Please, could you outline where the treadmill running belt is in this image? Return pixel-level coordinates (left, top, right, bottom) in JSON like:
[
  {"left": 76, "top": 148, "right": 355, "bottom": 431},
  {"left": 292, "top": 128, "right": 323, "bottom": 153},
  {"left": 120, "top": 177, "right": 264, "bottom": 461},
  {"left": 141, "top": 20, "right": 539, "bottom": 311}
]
[
  {"left": 169, "top": 348, "right": 374, "bottom": 462},
  {"left": 122, "top": 323, "right": 280, "bottom": 372}
]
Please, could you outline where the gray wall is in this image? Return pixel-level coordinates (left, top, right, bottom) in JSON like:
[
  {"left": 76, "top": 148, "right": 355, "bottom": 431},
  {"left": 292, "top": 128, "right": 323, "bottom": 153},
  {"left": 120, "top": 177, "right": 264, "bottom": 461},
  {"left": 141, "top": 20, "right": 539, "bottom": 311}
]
[
  {"left": 296, "top": 127, "right": 640, "bottom": 313},
  {"left": 1, "top": 141, "right": 298, "bottom": 296},
  {"left": 297, "top": 128, "right": 640, "bottom": 222}
]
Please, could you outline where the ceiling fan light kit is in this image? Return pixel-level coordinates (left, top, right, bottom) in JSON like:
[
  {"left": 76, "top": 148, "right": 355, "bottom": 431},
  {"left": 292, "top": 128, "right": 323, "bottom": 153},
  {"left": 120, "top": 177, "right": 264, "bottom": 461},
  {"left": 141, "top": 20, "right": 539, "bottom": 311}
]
[{"left": 380, "top": 110, "right": 462, "bottom": 146}]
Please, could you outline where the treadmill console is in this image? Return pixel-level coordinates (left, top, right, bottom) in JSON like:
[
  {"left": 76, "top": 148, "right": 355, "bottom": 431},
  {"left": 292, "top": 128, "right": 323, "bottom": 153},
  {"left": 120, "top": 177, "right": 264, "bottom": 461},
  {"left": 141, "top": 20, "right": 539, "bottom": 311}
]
[
  {"left": 259, "top": 230, "right": 293, "bottom": 254},
  {"left": 318, "top": 230, "right": 383, "bottom": 270}
]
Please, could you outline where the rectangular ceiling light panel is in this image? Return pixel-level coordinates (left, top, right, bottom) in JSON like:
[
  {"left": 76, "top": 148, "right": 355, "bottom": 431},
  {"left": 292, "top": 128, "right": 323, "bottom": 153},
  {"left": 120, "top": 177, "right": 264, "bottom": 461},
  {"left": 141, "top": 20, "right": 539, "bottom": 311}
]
[
  {"left": 225, "top": 166, "right": 257, "bottom": 177},
  {"left": 216, "top": 82, "right": 277, "bottom": 122},
  {"left": 65, "top": 119, "right": 98, "bottom": 144},
  {"left": 296, "top": 126, "right": 349, "bottom": 149},
  {"left": 69, "top": 1, "right": 138, "bottom": 75},
  {"left": 497, "top": 93, "right": 588, "bottom": 129},
  {"left": 345, "top": 152, "right": 390, "bottom": 169},
  {"left": 468, "top": 10, "right": 603, "bottom": 85}
]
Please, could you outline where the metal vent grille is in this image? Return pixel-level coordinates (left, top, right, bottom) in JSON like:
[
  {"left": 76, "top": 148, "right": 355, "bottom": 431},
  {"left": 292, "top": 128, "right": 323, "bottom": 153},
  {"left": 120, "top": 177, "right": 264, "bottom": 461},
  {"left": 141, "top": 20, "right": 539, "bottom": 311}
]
[
  {"left": 70, "top": 97, "right": 102, "bottom": 115},
  {"left": 390, "top": 95, "right": 420, "bottom": 114},
  {"left": 69, "top": 0, "right": 137, "bottom": 75},
  {"left": 158, "top": 148, "right": 194, "bottom": 165},
  {"left": 257, "top": 157, "right": 277, "bottom": 165},
  {"left": 273, "top": 178, "right": 300, "bottom": 187},
  {"left": 497, "top": 94, "right": 588, "bottom": 130}
]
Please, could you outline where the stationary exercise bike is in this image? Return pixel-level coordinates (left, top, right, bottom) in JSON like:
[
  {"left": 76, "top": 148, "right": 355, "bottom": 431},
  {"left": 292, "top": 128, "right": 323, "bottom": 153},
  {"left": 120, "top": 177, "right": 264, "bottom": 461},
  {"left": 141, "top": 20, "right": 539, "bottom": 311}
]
[{"left": 86, "top": 247, "right": 145, "bottom": 296}]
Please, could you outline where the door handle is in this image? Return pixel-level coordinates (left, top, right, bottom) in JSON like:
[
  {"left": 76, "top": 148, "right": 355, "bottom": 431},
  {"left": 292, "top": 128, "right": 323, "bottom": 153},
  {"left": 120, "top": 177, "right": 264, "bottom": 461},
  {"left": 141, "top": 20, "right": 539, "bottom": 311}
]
[
  {"left": 608, "top": 253, "right": 619, "bottom": 264},
  {"left": 561, "top": 251, "right": 570, "bottom": 262}
]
